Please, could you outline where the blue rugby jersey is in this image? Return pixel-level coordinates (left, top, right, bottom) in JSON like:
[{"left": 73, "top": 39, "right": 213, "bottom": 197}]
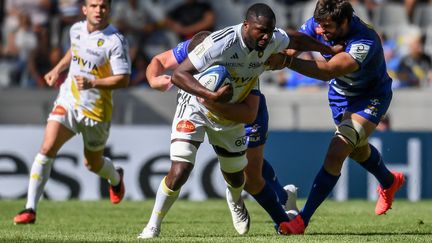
[
  {"left": 299, "top": 15, "right": 392, "bottom": 97},
  {"left": 172, "top": 39, "right": 191, "bottom": 64}
]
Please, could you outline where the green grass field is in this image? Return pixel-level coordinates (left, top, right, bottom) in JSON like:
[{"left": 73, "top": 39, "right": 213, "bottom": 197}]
[{"left": 1, "top": 199, "right": 431, "bottom": 242}]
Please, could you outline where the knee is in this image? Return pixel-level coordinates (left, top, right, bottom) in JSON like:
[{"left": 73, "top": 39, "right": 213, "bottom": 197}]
[
  {"left": 349, "top": 145, "right": 371, "bottom": 162},
  {"left": 39, "top": 146, "right": 56, "bottom": 158},
  {"left": 166, "top": 162, "right": 194, "bottom": 190}
]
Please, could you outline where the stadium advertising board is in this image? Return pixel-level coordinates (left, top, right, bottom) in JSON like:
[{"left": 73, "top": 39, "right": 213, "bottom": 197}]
[{"left": 1, "top": 127, "right": 431, "bottom": 200}]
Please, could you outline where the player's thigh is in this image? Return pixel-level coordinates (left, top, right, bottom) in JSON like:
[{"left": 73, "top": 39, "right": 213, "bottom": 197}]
[
  {"left": 42, "top": 102, "right": 77, "bottom": 156},
  {"left": 170, "top": 101, "right": 206, "bottom": 164},
  {"left": 80, "top": 119, "right": 110, "bottom": 153},
  {"left": 207, "top": 124, "right": 248, "bottom": 173},
  {"left": 245, "top": 93, "right": 269, "bottom": 148},
  {"left": 338, "top": 92, "right": 391, "bottom": 147}
]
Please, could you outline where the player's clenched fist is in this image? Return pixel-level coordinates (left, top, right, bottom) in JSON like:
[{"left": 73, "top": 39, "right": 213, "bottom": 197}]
[
  {"left": 44, "top": 70, "right": 60, "bottom": 87},
  {"left": 74, "top": 75, "right": 93, "bottom": 90}
]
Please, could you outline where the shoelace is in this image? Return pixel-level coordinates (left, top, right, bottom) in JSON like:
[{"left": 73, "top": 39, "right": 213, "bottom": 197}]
[
  {"left": 377, "top": 187, "right": 390, "bottom": 201},
  {"left": 231, "top": 201, "right": 248, "bottom": 221}
]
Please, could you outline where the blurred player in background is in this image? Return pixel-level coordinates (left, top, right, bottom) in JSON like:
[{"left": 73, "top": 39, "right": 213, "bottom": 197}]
[
  {"left": 144, "top": 30, "right": 299, "bottom": 232},
  {"left": 267, "top": 0, "right": 405, "bottom": 234},
  {"left": 13, "top": 0, "right": 131, "bottom": 225},
  {"left": 139, "top": 3, "right": 340, "bottom": 238}
]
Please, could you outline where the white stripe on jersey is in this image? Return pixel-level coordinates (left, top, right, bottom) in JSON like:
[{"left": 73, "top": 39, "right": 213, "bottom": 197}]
[{"left": 59, "top": 21, "right": 131, "bottom": 122}]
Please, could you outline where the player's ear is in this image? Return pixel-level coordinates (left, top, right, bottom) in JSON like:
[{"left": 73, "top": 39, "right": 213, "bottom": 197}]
[{"left": 82, "top": 5, "right": 87, "bottom": 15}]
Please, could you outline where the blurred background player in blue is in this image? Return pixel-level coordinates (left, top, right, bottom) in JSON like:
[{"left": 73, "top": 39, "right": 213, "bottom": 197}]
[{"left": 267, "top": 0, "right": 406, "bottom": 234}]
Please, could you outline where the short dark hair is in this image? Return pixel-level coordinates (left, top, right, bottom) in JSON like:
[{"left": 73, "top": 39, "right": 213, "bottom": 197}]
[
  {"left": 313, "top": 0, "right": 354, "bottom": 25},
  {"left": 245, "top": 3, "right": 275, "bottom": 22},
  {"left": 188, "top": 31, "right": 211, "bottom": 53},
  {"left": 82, "top": 0, "right": 112, "bottom": 7}
]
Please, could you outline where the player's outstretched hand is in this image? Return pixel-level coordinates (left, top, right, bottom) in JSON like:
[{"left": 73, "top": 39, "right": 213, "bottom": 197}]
[
  {"left": 44, "top": 70, "right": 60, "bottom": 87},
  {"left": 75, "top": 75, "right": 93, "bottom": 90},
  {"left": 213, "top": 84, "right": 233, "bottom": 103}
]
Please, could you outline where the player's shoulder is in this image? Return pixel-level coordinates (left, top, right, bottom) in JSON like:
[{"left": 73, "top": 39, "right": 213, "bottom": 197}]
[
  {"left": 103, "top": 25, "right": 128, "bottom": 47},
  {"left": 272, "top": 27, "right": 289, "bottom": 39},
  {"left": 70, "top": 21, "right": 85, "bottom": 33},
  {"left": 210, "top": 24, "right": 239, "bottom": 44}
]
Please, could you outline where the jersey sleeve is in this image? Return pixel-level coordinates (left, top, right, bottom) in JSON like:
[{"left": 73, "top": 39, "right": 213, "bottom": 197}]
[
  {"left": 299, "top": 17, "right": 318, "bottom": 37},
  {"left": 273, "top": 28, "right": 290, "bottom": 53},
  {"left": 172, "top": 40, "right": 191, "bottom": 64},
  {"left": 109, "top": 34, "right": 131, "bottom": 75},
  {"left": 346, "top": 39, "right": 373, "bottom": 65},
  {"left": 188, "top": 27, "right": 235, "bottom": 72}
]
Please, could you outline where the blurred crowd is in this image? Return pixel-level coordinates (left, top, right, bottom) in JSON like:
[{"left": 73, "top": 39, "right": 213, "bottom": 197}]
[{"left": 0, "top": 0, "right": 431, "bottom": 90}]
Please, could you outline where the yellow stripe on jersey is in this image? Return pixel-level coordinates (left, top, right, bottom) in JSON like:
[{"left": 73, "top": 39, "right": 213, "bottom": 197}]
[
  {"left": 71, "top": 77, "right": 81, "bottom": 108},
  {"left": 83, "top": 58, "right": 113, "bottom": 122},
  {"left": 236, "top": 77, "right": 258, "bottom": 103}
]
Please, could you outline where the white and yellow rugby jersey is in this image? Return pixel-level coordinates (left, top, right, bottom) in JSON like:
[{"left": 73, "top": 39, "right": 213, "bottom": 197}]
[
  {"left": 188, "top": 24, "right": 290, "bottom": 124},
  {"left": 58, "top": 21, "right": 131, "bottom": 122}
]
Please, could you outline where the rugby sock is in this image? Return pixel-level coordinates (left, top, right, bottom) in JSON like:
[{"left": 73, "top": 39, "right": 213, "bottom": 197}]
[
  {"left": 147, "top": 177, "right": 180, "bottom": 228},
  {"left": 25, "top": 153, "right": 54, "bottom": 210},
  {"left": 227, "top": 180, "right": 245, "bottom": 202},
  {"left": 358, "top": 144, "right": 394, "bottom": 189},
  {"left": 96, "top": 157, "right": 120, "bottom": 186},
  {"left": 261, "top": 159, "right": 287, "bottom": 205},
  {"left": 252, "top": 182, "right": 289, "bottom": 225},
  {"left": 301, "top": 166, "right": 340, "bottom": 226}
]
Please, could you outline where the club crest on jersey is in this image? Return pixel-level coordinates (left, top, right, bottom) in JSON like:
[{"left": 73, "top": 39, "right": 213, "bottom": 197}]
[
  {"left": 176, "top": 120, "right": 196, "bottom": 133},
  {"left": 97, "top": 38, "right": 105, "bottom": 47},
  {"left": 258, "top": 51, "right": 264, "bottom": 58}
]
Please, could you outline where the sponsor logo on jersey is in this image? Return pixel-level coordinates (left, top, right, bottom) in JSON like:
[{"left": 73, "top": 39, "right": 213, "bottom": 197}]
[
  {"left": 51, "top": 105, "right": 67, "bottom": 116},
  {"left": 349, "top": 43, "right": 370, "bottom": 62},
  {"left": 224, "top": 62, "right": 244, "bottom": 67},
  {"left": 97, "top": 38, "right": 105, "bottom": 47},
  {"left": 230, "top": 53, "right": 239, "bottom": 59},
  {"left": 248, "top": 61, "right": 264, "bottom": 69},
  {"left": 364, "top": 105, "right": 378, "bottom": 117},
  {"left": 86, "top": 49, "right": 101, "bottom": 57},
  {"left": 176, "top": 120, "right": 196, "bottom": 133},
  {"left": 235, "top": 136, "right": 248, "bottom": 146},
  {"left": 72, "top": 56, "right": 99, "bottom": 72}
]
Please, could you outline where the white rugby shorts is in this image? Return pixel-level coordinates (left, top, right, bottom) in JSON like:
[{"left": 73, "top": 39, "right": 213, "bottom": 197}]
[
  {"left": 171, "top": 91, "right": 248, "bottom": 153},
  {"left": 47, "top": 98, "right": 110, "bottom": 151}
]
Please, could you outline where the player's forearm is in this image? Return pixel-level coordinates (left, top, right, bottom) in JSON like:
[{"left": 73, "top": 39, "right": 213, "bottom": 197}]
[
  {"left": 288, "top": 31, "right": 333, "bottom": 55},
  {"left": 54, "top": 49, "right": 72, "bottom": 73},
  {"left": 172, "top": 69, "right": 216, "bottom": 100},
  {"left": 90, "top": 74, "right": 130, "bottom": 89},
  {"left": 287, "top": 56, "right": 334, "bottom": 81}
]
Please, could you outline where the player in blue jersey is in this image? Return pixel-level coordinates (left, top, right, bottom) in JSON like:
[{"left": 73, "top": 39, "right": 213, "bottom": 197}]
[
  {"left": 267, "top": 0, "right": 405, "bottom": 234},
  {"left": 144, "top": 31, "right": 299, "bottom": 233}
]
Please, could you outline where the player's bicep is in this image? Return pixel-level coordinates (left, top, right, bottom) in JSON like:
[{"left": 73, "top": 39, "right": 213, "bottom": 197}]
[
  {"left": 156, "top": 50, "right": 181, "bottom": 70},
  {"left": 327, "top": 52, "right": 359, "bottom": 77}
]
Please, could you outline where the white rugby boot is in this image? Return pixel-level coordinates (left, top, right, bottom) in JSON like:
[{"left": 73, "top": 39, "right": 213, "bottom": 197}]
[
  {"left": 137, "top": 226, "right": 160, "bottom": 239},
  {"left": 283, "top": 184, "right": 299, "bottom": 220},
  {"left": 226, "top": 188, "right": 250, "bottom": 235}
]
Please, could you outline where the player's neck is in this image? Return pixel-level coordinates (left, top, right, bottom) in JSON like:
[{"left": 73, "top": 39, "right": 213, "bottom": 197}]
[{"left": 87, "top": 22, "right": 109, "bottom": 33}]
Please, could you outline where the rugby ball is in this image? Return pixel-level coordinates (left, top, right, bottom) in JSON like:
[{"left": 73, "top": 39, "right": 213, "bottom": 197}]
[{"left": 197, "top": 65, "right": 231, "bottom": 91}]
